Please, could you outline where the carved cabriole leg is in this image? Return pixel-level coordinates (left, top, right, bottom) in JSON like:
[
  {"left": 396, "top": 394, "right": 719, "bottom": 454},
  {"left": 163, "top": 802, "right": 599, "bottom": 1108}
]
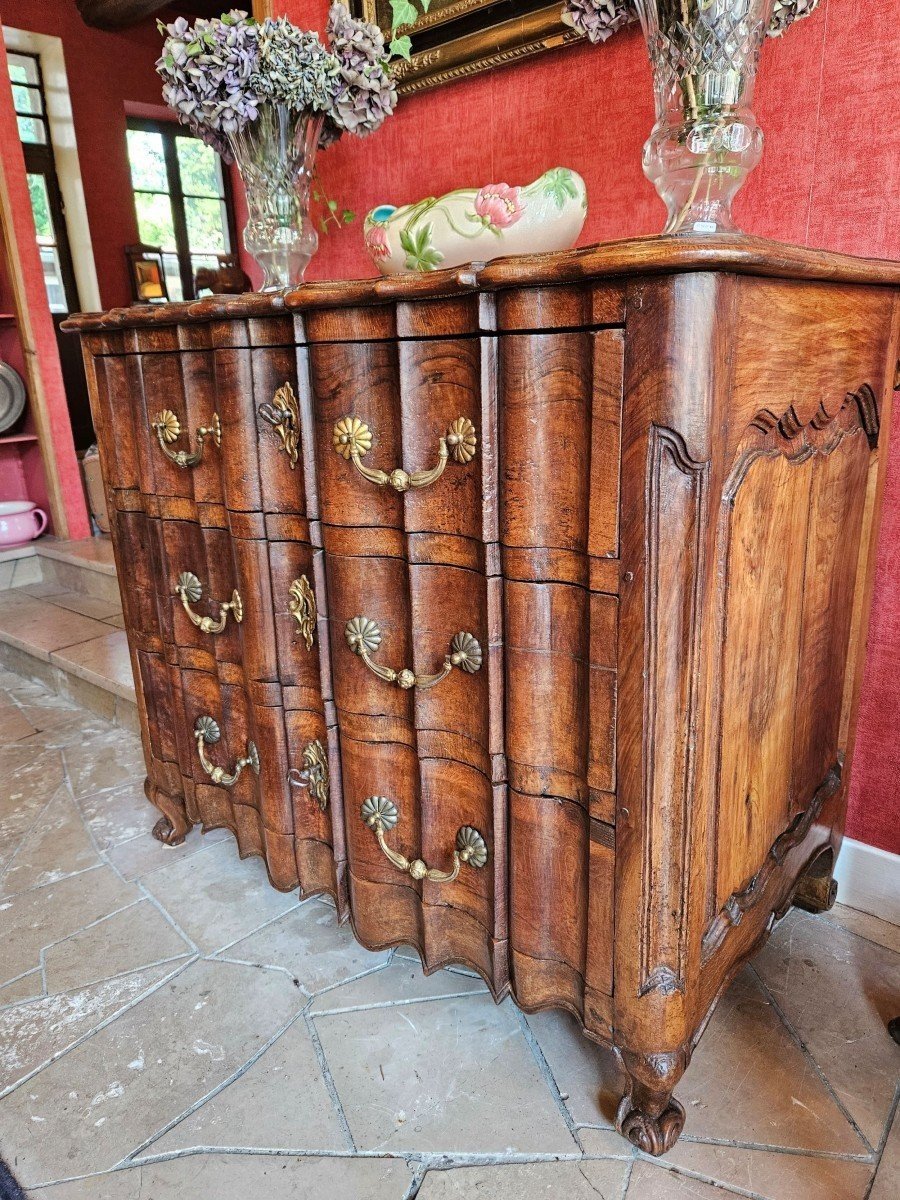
[
  {"left": 616, "top": 1047, "right": 689, "bottom": 1156},
  {"left": 145, "top": 779, "right": 192, "bottom": 846}
]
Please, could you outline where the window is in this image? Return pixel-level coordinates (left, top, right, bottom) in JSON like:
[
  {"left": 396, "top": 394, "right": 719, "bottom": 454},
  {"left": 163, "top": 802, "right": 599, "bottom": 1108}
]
[
  {"left": 126, "top": 119, "right": 237, "bottom": 302},
  {"left": 7, "top": 50, "right": 78, "bottom": 315}
]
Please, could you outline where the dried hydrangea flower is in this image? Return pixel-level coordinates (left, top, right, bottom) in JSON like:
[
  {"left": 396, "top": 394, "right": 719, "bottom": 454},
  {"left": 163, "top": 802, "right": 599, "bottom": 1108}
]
[
  {"left": 321, "top": 2, "right": 396, "bottom": 146},
  {"left": 253, "top": 17, "right": 341, "bottom": 113},
  {"left": 769, "top": 0, "right": 821, "bottom": 37},
  {"left": 561, "top": 0, "right": 634, "bottom": 44}
]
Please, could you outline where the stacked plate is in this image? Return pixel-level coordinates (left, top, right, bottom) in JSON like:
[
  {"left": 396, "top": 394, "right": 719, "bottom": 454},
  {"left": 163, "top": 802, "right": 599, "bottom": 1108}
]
[{"left": 0, "top": 360, "right": 26, "bottom": 433}]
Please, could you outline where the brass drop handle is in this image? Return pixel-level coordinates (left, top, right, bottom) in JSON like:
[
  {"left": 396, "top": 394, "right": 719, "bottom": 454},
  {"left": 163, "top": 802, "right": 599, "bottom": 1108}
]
[
  {"left": 152, "top": 408, "right": 221, "bottom": 468},
  {"left": 345, "top": 617, "right": 482, "bottom": 690},
  {"left": 194, "top": 716, "right": 259, "bottom": 788},
  {"left": 333, "top": 415, "right": 477, "bottom": 493},
  {"left": 288, "top": 738, "right": 329, "bottom": 811},
  {"left": 360, "top": 796, "right": 488, "bottom": 884},
  {"left": 175, "top": 572, "right": 243, "bottom": 634}
]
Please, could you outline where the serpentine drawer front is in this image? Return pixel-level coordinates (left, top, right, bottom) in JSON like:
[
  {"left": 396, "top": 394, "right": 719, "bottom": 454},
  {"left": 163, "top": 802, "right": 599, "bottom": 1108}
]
[{"left": 68, "top": 236, "right": 900, "bottom": 1158}]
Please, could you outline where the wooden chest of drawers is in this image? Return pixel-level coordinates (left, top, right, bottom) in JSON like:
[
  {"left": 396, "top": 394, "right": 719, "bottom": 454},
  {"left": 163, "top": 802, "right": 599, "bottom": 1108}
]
[{"left": 67, "top": 235, "right": 900, "bottom": 1155}]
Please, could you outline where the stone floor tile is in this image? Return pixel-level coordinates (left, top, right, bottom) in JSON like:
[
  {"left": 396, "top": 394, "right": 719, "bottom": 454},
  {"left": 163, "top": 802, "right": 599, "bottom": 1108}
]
[
  {"left": 0, "top": 969, "right": 42, "bottom": 1007},
  {"left": 679, "top": 968, "right": 867, "bottom": 1153},
  {"left": 223, "top": 904, "right": 388, "bottom": 996},
  {"left": 75, "top": 779, "right": 158, "bottom": 850},
  {"left": 754, "top": 909, "right": 900, "bottom": 1148},
  {"left": 821, "top": 904, "right": 900, "bottom": 955},
  {"left": 105, "top": 826, "right": 232, "bottom": 882},
  {"left": 0, "top": 751, "right": 65, "bottom": 877},
  {"left": 0, "top": 959, "right": 304, "bottom": 1187},
  {"left": 5, "top": 684, "right": 108, "bottom": 744},
  {"left": 870, "top": 1103, "right": 900, "bottom": 1200},
  {"left": 579, "top": 1126, "right": 635, "bottom": 1157},
  {"left": 0, "top": 704, "right": 35, "bottom": 742},
  {"left": 141, "top": 840, "right": 299, "bottom": 955},
  {"left": 47, "top": 591, "right": 123, "bottom": 621},
  {"left": 0, "top": 595, "right": 113, "bottom": 661},
  {"left": 662, "top": 1141, "right": 874, "bottom": 1200},
  {"left": 524, "top": 1008, "right": 624, "bottom": 1127},
  {"left": 0, "top": 864, "right": 140, "bottom": 986},
  {"left": 625, "top": 1162, "right": 732, "bottom": 1198},
  {"left": 308, "top": 958, "right": 487, "bottom": 1013},
  {"left": 43, "top": 900, "right": 192, "bottom": 993},
  {"left": 417, "top": 1158, "right": 631, "bottom": 1199},
  {"left": 18, "top": 579, "right": 71, "bottom": 599},
  {"left": 103, "top": 613, "right": 128, "bottom": 629},
  {"left": 38, "top": 1154, "right": 412, "bottom": 1198},
  {"left": 61, "top": 726, "right": 145, "bottom": 799},
  {"left": 1, "top": 787, "right": 101, "bottom": 897},
  {"left": 151, "top": 1019, "right": 346, "bottom": 1154},
  {"left": 315, "top": 993, "right": 578, "bottom": 1154},
  {"left": 0, "top": 963, "right": 181, "bottom": 1092},
  {"left": 50, "top": 631, "right": 134, "bottom": 702}
]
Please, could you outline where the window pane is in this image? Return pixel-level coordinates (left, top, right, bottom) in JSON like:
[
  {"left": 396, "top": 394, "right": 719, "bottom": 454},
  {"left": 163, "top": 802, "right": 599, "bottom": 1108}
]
[
  {"left": 176, "top": 136, "right": 223, "bottom": 198},
  {"left": 8, "top": 54, "right": 40, "bottom": 85},
  {"left": 17, "top": 114, "right": 46, "bottom": 144},
  {"left": 12, "top": 84, "right": 42, "bottom": 116},
  {"left": 134, "top": 191, "right": 177, "bottom": 250},
  {"left": 162, "top": 252, "right": 183, "bottom": 302},
  {"left": 127, "top": 129, "right": 169, "bottom": 192},
  {"left": 185, "top": 196, "right": 228, "bottom": 253},
  {"left": 26, "top": 174, "right": 54, "bottom": 241},
  {"left": 38, "top": 244, "right": 68, "bottom": 313}
]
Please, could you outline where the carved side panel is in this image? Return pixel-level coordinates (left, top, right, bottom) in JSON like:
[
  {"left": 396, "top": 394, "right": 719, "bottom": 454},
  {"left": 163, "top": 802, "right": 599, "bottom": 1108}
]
[
  {"left": 638, "top": 427, "right": 709, "bottom": 998},
  {"left": 708, "top": 386, "right": 879, "bottom": 937}
]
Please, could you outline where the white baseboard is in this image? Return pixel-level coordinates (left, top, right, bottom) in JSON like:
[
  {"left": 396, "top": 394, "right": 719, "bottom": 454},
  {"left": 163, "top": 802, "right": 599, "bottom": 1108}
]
[{"left": 834, "top": 837, "right": 900, "bottom": 926}]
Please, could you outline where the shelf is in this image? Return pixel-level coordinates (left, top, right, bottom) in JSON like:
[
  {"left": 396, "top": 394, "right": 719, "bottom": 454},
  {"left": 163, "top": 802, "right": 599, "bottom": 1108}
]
[{"left": 0, "top": 433, "right": 38, "bottom": 445}]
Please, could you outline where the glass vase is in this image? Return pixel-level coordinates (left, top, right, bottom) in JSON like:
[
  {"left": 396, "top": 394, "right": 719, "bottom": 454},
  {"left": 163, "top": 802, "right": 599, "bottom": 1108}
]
[
  {"left": 633, "top": 0, "right": 774, "bottom": 235},
  {"left": 228, "top": 104, "right": 323, "bottom": 291}
]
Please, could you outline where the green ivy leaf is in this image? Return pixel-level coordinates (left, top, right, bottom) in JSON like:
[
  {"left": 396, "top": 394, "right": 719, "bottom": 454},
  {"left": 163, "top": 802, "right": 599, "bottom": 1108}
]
[
  {"left": 327, "top": 199, "right": 338, "bottom": 212},
  {"left": 390, "top": 34, "right": 413, "bottom": 60},
  {"left": 390, "top": 0, "right": 419, "bottom": 31},
  {"left": 342, "top": 210, "right": 356, "bottom": 224}
]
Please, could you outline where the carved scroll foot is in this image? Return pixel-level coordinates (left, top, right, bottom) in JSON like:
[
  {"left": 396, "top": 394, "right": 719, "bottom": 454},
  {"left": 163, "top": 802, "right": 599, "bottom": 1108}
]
[
  {"left": 616, "top": 1049, "right": 688, "bottom": 1156},
  {"left": 792, "top": 849, "right": 837, "bottom": 915},
  {"left": 145, "top": 780, "right": 192, "bottom": 847}
]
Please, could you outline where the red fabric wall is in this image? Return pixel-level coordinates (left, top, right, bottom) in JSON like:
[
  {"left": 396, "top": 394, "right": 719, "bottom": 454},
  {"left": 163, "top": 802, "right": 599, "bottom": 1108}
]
[{"left": 287, "top": 0, "right": 900, "bottom": 854}]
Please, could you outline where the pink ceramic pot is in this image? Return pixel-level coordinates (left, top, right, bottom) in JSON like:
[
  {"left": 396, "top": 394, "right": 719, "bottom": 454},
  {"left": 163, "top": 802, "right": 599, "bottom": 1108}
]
[{"left": 0, "top": 500, "right": 48, "bottom": 548}]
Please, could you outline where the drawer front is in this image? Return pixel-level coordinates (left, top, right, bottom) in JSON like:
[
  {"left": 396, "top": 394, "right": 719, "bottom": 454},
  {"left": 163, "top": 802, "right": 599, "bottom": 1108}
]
[{"left": 96, "top": 344, "right": 311, "bottom": 528}]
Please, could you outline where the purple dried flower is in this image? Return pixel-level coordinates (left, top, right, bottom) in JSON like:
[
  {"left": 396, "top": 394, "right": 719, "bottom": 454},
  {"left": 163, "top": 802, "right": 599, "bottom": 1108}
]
[
  {"left": 561, "top": 1, "right": 634, "bottom": 44},
  {"left": 253, "top": 18, "right": 341, "bottom": 113},
  {"left": 322, "top": 2, "right": 396, "bottom": 145}
]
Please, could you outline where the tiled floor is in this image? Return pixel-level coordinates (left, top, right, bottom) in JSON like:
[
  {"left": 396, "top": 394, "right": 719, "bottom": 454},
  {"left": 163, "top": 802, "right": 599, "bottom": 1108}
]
[{"left": 0, "top": 670, "right": 897, "bottom": 1199}]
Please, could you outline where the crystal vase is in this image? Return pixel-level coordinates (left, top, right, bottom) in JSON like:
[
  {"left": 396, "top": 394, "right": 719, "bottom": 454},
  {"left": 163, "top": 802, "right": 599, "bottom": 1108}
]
[
  {"left": 633, "top": 0, "right": 774, "bottom": 235},
  {"left": 228, "top": 104, "right": 323, "bottom": 290}
]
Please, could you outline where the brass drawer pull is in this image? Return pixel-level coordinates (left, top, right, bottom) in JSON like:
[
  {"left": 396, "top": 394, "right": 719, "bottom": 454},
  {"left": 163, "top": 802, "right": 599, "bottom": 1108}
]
[
  {"left": 258, "top": 382, "right": 300, "bottom": 470},
  {"left": 176, "top": 572, "right": 243, "bottom": 634},
  {"left": 288, "top": 738, "right": 329, "bottom": 811},
  {"left": 333, "top": 415, "right": 477, "bottom": 493},
  {"left": 288, "top": 575, "right": 317, "bottom": 651},
  {"left": 194, "top": 715, "right": 259, "bottom": 788},
  {"left": 151, "top": 409, "right": 221, "bottom": 468},
  {"left": 361, "top": 796, "right": 488, "bottom": 883},
  {"left": 345, "top": 617, "right": 482, "bottom": 690}
]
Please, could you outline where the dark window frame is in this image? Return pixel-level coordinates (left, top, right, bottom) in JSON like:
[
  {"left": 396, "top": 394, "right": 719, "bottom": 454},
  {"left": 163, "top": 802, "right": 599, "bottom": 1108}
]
[{"left": 126, "top": 116, "right": 239, "bottom": 302}]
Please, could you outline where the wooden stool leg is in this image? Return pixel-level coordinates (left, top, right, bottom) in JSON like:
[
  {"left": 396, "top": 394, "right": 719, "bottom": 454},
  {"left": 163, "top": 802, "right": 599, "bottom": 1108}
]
[{"left": 792, "top": 849, "right": 838, "bottom": 915}]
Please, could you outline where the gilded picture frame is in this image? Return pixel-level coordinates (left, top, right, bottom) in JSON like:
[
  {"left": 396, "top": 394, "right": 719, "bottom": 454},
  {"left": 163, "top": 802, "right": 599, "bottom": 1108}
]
[{"left": 351, "top": 2, "right": 580, "bottom": 96}]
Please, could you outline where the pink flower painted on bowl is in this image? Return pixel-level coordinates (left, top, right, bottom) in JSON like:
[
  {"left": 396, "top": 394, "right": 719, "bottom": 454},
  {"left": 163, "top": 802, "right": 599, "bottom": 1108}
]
[
  {"left": 365, "top": 223, "right": 390, "bottom": 260},
  {"left": 473, "top": 183, "right": 525, "bottom": 231}
]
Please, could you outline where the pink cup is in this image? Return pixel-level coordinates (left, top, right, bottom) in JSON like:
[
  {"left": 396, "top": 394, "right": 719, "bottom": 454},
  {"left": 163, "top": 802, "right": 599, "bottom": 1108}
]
[{"left": 0, "top": 500, "right": 48, "bottom": 548}]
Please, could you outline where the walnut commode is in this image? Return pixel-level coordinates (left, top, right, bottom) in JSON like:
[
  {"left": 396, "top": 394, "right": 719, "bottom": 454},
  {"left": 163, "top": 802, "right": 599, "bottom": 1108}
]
[{"left": 66, "top": 234, "right": 900, "bottom": 1154}]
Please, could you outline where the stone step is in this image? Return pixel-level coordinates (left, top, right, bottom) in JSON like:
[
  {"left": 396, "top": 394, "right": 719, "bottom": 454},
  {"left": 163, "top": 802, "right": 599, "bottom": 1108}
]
[{"left": 0, "top": 537, "right": 136, "bottom": 730}]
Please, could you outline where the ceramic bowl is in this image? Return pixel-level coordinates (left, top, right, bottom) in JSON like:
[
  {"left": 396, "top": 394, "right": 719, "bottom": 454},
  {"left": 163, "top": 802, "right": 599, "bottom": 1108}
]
[
  {"left": 364, "top": 168, "right": 588, "bottom": 276},
  {"left": 0, "top": 500, "right": 48, "bottom": 548}
]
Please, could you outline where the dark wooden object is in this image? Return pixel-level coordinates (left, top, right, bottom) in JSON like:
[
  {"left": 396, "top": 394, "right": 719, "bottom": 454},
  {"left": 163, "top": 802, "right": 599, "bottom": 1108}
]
[{"left": 65, "top": 234, "right": 900, "bottom": 1155}]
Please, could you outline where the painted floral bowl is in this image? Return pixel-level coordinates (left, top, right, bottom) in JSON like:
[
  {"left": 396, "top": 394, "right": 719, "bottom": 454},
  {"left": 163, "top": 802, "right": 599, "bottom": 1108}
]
[{"left": 364, "top": 168, "right": 588, "bottom": 276}]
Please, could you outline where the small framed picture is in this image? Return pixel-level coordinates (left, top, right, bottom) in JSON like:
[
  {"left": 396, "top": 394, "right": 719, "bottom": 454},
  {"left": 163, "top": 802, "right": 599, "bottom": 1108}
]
[
  {"left": 351, "top": 1, "right": 577, "bottom": 96},
  {"left": 125, "top": 246, "right": 168, "bottom": 304}
]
